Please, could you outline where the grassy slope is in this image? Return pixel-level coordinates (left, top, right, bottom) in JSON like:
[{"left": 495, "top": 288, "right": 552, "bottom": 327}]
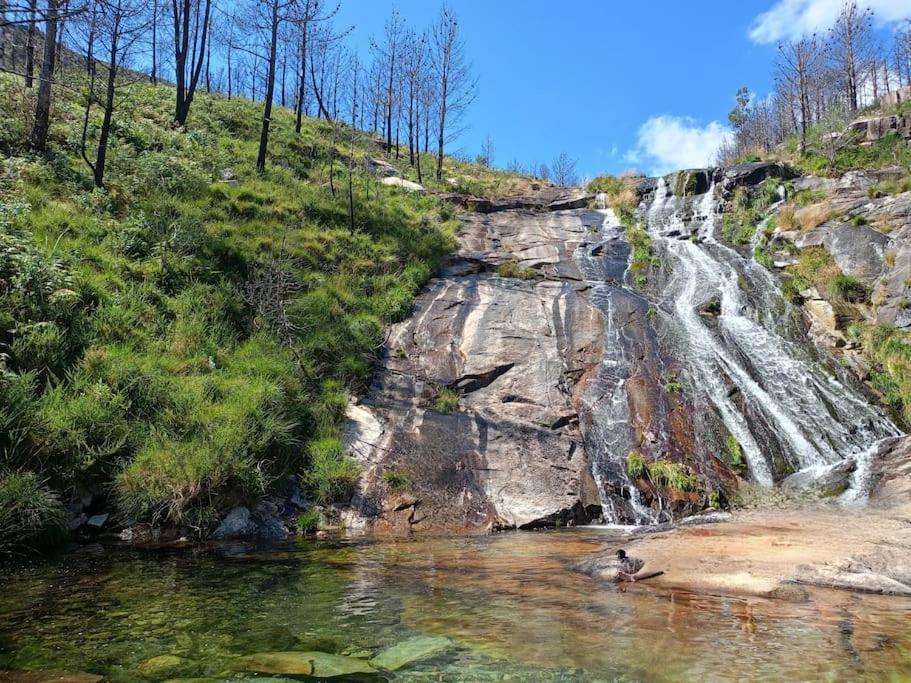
[{"left": 0, "top": 73, "right": 525, "bottom": 546}]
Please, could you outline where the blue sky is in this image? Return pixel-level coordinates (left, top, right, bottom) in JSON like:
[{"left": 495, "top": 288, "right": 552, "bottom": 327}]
[{"left": 335, "top": 0, "right": 911, "bottom": 178}]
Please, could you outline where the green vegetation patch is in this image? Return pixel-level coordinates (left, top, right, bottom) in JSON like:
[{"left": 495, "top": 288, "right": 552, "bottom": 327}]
[
  {"left": 496, "top": 260, "right": 539, "bottom": 280},
  {"left": 433, "top": 387, "right": 460, "bottom": 414},
  {"left": 626, "top": 451, "right": 701, "bottom": 493},
  {"left": 0, "top": 73, "right": 465, "bottom": 535},
  {"left": 0, "top": 472, "right": 67, "bottom": 556}
]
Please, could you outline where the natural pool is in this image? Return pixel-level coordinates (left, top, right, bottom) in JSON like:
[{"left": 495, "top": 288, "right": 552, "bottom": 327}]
[{"left": 2, "top": 528, "right": 911, "bottom": 682}]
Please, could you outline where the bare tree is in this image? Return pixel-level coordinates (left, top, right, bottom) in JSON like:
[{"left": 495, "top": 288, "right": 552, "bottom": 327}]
[
  {"left": 369, "top": 7, "right": 403, "bottom": 153},
  {"left": 430, "top": 4, "right": 475, "bottom": 180},
  {"left": 827, "top": 1, "right": 876, "bottom": 113},
  {"left": 290, "top": 0, "right": 337, "bottom": 134},
  {"left": 79, "top": 0, "right": 149, "bottom": 187},
  {"left": 402, "top": 28, "right": 426, "bottom": 167},
  {"left": 551, "top": 152, "right": 577, "bottom": 187},
  {"left": 23, "top": 0, "right": 37, "bottom": 86},
  {"left": 29, "top": 0, "right": 59, "bottom": 151},
  {"left": 775, "top": 35, "right": 823, "bottom": 151},
  {"left": 253, "top": 0, "right": 287, "bottom": 172},
  {"left": 172, "top": 0, "right": 212, "bottom": 125},
  {"left": 477, "top": 133, "right": 493, "bottom": 167}
]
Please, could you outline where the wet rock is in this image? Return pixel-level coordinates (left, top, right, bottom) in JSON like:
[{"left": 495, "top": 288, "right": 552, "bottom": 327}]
[
  {"left": 677, "top": 511, "right": 732, "bottom": 526},
  {"left": 867, "top": 436, "right": 911, "bottom": 509},
  {"left": 137, "top": 654, "right": 187, "bottom": 677},
  {"left": 574, "top": 551, "right": 644, "bottom": 582},
  {"left": 781, "top": 458, "right": 856, "bottom": 497},
  {"left": 85, "top": 513, "right": 109, "bottom": 529},
  {"left": 381, "top": 176, "right": 425, "bottom": 192},
  {"left": 794, "top": 558, "right": 911, "bottom": 596},
  {"left": 209, "top": 507, "right": 257, "bottom": 540},
  {"left": 370, "top": 635, "right": 453, "bottom": 671},
  {"left": 256, "top": 517, "right": 288, "bottom": 542},
  {"left": 238, "top": 651, "right": 377, "bottom": 677}
]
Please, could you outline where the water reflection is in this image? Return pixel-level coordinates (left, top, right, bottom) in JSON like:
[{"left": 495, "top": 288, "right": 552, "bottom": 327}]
[{"left": 1, "top": 529, "right": 910, "bottom": 681}]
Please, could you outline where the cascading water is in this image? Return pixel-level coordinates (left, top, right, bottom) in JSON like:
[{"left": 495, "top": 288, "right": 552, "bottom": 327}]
[
  {"left": 576, "top": 209, "right": 658, "bottom": 524},
  {"left": 580, "top": 173, "right": 900, "bottom": 523}
]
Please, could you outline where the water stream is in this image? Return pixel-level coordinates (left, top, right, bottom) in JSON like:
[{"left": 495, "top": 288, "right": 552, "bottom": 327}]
[
  {"left": 582, "top": 176, "right": 900, "bottom": 521},
  {"left": 2, "top": 531, "right": 911, "bottom": 681}
]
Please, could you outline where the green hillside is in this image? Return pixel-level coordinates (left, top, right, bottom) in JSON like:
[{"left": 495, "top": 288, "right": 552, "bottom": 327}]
[{"left": 0, "top": 74, "right": 503, "bottom": 550}]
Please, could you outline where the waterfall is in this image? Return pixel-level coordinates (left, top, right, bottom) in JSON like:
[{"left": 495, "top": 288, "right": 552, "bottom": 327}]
[{"left": 580, "top": 174, "right": 900, "bottom": 523}]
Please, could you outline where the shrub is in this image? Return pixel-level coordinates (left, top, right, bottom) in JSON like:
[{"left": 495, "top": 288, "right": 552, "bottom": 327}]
[
  {"left": 304, "top": 437, "right": 361, "bottom": 505},
  {"left": 778, "top": 204, "right": 797, "bottom": 230},
  {"left": 382, "top": 468, "right": 412, "bottom": 491},
  {"left": 725, "top": 435, "right": 745, "bottom": 472},
  {"left": 626, "top": 451, "right": 700, "bottom": 492},
  {"left": 296, "top": 508, "right": 320, "bottom": 534},
  {"left": 0, "top": 472, "right": 67, "bottom": 556},
  {"left": 626, "top": 451, "right": 646, "bottom": 479},
  {"left": 496, "top": 260, "right": 538, "bottom": 280},
  {"left": 830, "top": 274, "right": 867, "bottom": 302},
  {"left": 647, "top": 460, "right": 701, "bottom": 492},
  {"left": 434, "top": 387, "right": 460, "bottom": 413},
  {"left": 753, "top": 246, "right": 774, "bottom": 269}
]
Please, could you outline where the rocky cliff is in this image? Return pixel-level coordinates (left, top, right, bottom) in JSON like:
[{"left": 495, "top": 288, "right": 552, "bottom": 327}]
[{"left": 341, "top": 166, "right": 907, "bottom": 534}]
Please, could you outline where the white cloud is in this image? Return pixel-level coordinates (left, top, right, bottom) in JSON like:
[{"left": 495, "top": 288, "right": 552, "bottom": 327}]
[
  {"left": 749, "top": 0, "right": 911, "bottom": 44},
  {"left": 626, "top": 116, "right": 732, "bottom": 176}
]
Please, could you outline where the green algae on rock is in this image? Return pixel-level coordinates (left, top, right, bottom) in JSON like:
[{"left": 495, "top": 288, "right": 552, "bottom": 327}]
[
  {"left": 370, "top": 635, "right": 453, "bottom": 671},
  {"left": 238, "top": 651, "right": 377, "bottom": 677}
]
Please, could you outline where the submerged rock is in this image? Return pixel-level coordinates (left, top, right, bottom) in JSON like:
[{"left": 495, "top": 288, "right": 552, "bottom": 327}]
[
  {"left": 0, "top": 674, "right": 104, "bottom": 683},
  {"left": 136, "top": 654, "right": 187, "bottom": 677},
  {"left": 370, "top": 635, "right": 453, "bottom": 671},
  {"left": 238, "top": 651, "right": 377, "bottom": 677}
]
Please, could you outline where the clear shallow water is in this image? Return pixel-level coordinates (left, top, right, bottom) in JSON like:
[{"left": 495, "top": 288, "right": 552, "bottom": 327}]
[{"left": 2, "top": 529, "right": 911, "bottom": 682}]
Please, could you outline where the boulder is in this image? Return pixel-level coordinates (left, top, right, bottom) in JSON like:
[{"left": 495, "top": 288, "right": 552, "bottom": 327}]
[
  {"left": 848, "top": 114, "right": 911, "bottom": 144},
  {"left": 370, "top": 636, "right": 453, "bottom": 671},
  {"left": 381, "top": 177, "right": 425, "bottom": 192},
  {"left": 822, "top": 225, "right": 888, "bottom": 286},
  {"left": 209, "top": 507, "right": 257, "bottom": 540},
  {"left": 781, "top": 458, "right": 856, "bottom": 497},
  {"left": 722, "top": 162, "right": 793, "bottom": 195},
  {"left": 364, "top": 157, "right": 398, "bottom": 177}
]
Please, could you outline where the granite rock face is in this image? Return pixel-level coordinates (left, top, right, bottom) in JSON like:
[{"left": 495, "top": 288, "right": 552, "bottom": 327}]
[{"left": 344, "top": 202, "right": 606, "bottom": 532}]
